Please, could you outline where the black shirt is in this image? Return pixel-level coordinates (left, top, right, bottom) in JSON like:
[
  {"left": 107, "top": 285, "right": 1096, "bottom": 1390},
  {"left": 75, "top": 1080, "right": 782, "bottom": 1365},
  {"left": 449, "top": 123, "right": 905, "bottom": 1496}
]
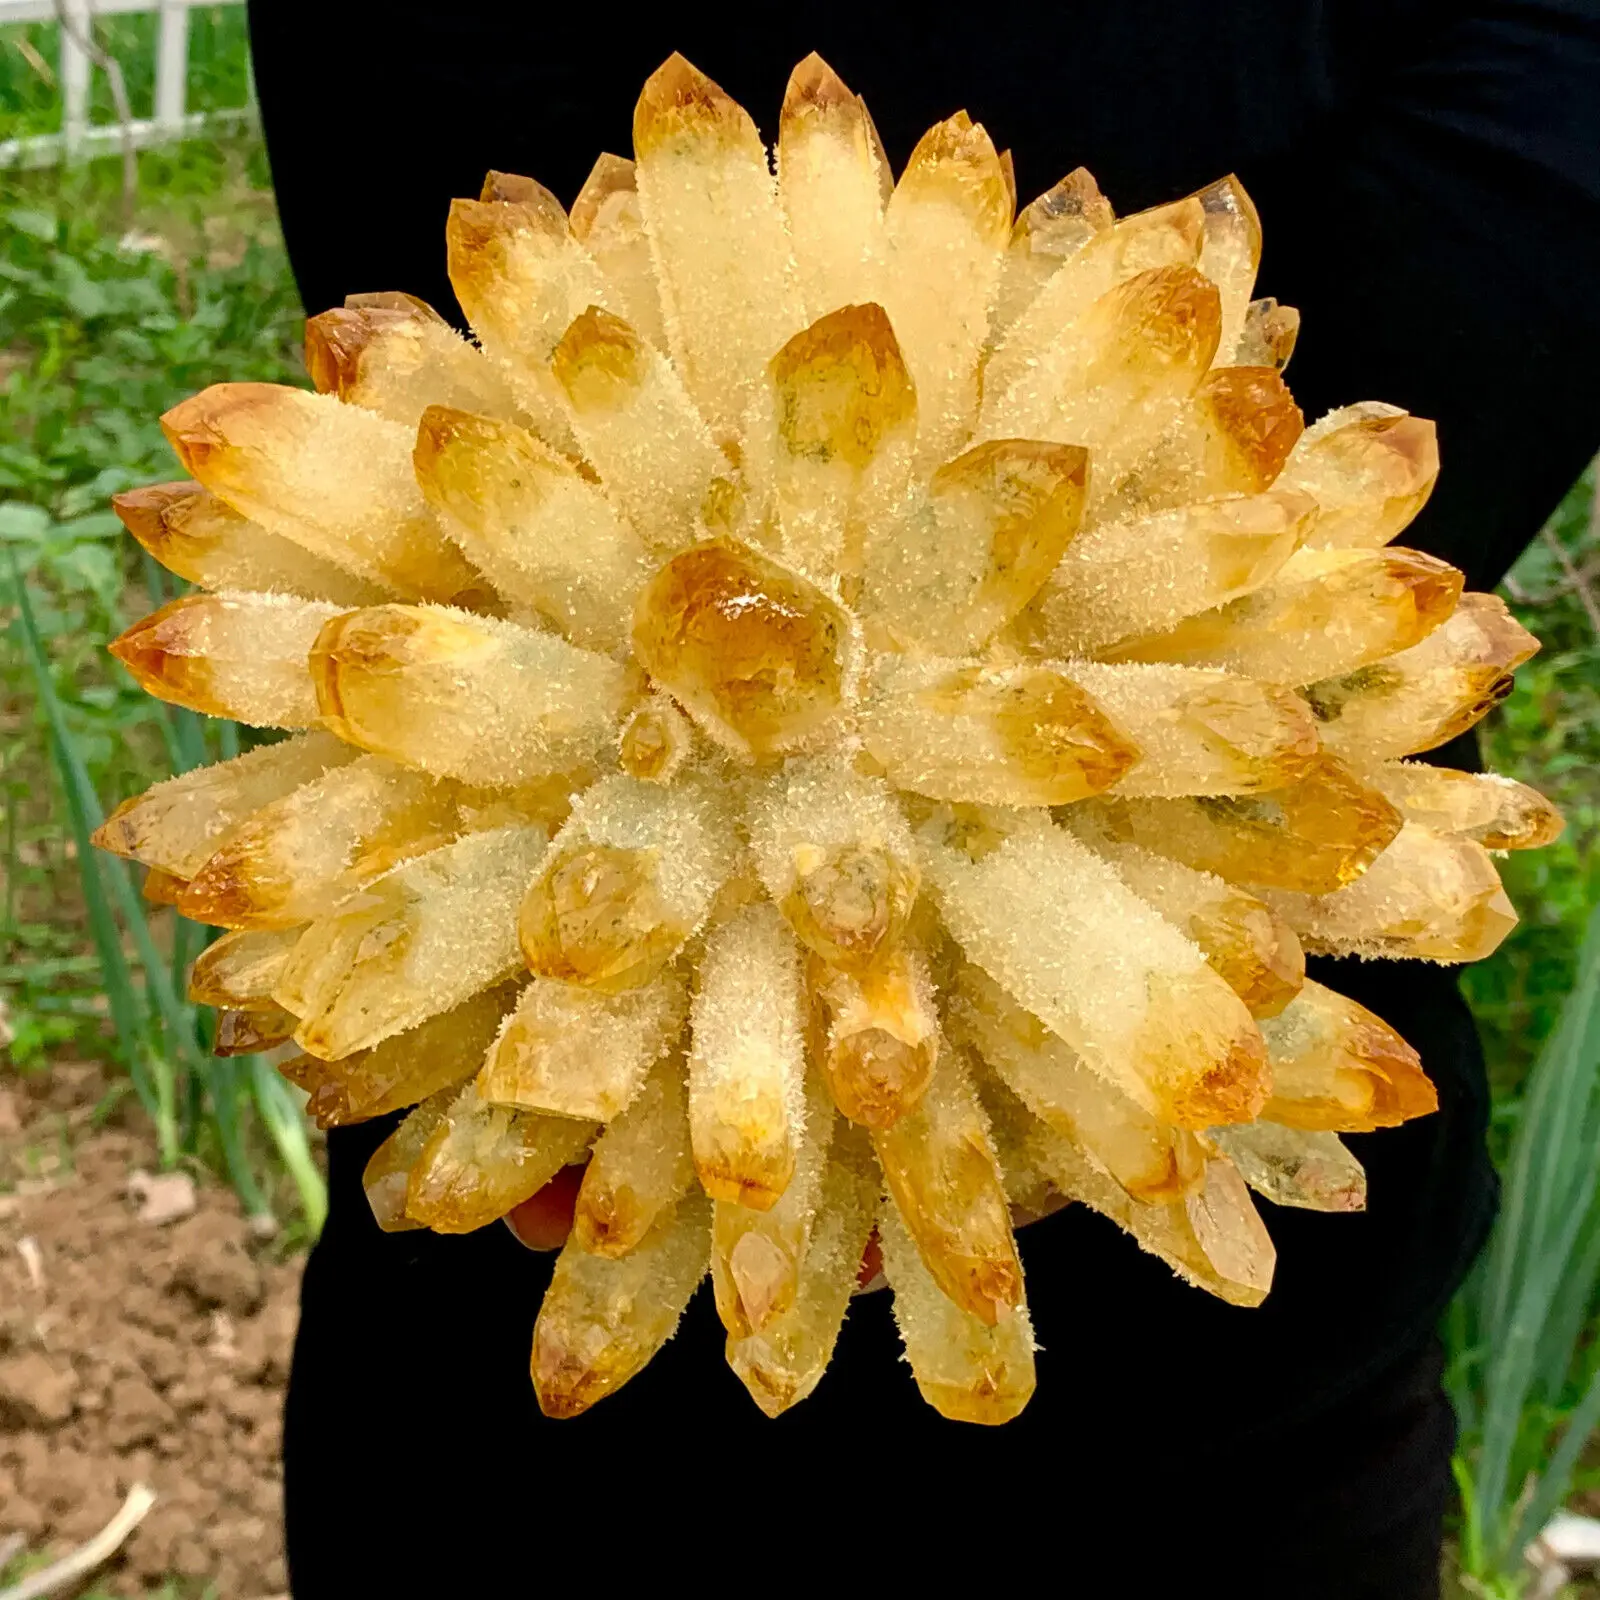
[{"left": 248, "top": 0, "right": 1600, "bottom": 1582}]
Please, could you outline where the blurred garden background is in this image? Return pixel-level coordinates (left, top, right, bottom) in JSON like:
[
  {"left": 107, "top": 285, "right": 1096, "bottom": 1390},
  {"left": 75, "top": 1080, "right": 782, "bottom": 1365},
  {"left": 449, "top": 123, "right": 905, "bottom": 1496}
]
[{"left": 0, "top": 6, "right": 1597, "bottom": 1595}]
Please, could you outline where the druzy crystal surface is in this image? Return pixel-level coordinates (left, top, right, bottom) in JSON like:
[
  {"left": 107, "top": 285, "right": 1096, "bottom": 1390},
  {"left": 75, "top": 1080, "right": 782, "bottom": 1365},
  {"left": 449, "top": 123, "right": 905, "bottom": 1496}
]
[{"left": 99, "top": 52, "right": 1559, "bottom": 1425}]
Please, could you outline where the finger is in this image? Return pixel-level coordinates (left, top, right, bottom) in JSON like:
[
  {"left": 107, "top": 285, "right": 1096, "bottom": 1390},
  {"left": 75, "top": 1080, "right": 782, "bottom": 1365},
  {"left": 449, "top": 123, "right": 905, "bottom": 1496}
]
[{"left": 504, "top": 1161, "right": 587, "bottom": 1251}]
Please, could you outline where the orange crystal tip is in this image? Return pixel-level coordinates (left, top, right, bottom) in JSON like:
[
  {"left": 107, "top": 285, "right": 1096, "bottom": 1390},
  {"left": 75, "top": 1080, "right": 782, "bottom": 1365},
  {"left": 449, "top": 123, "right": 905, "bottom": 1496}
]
[{"left": 633, "top": 53, "right": 755, "bottom": 159}]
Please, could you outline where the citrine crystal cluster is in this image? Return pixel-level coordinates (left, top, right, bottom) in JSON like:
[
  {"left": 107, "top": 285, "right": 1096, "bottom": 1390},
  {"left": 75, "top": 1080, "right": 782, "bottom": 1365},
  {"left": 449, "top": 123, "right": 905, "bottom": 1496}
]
[{"left": 99, "top": 54, "right": 1559, "bottom": 1424}]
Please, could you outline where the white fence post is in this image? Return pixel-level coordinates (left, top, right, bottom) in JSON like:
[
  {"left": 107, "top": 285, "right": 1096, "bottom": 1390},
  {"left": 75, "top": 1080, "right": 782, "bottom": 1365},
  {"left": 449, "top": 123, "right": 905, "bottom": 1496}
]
[
  {"left": 153, "top": 0, "right": 189, "bottom": 136},
  {"left": 58, "top": 0, "right": 92, "bottom": 161},
  {"left": 0, "top": 0, "right": 255, "bottom": 170}
]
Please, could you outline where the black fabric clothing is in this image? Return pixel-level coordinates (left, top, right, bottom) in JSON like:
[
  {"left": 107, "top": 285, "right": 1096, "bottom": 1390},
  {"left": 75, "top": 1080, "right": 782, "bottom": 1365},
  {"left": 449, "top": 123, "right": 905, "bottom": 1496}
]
[{"left": 247, "top": 2, "right": 1600, "bottom": 1591}]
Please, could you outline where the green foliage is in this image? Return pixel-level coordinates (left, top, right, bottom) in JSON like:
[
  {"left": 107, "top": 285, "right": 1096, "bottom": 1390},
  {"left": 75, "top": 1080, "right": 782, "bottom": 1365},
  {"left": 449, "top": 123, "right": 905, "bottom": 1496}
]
[
  {"left": 1, "top": 5, "right": 254, "bottom": 142},
  {"left": 0, "top": 120, "right": 320, "bottom": 1230},
  {"left": 1448, "top": 901, "right": 1600, "bottom": 1588}
]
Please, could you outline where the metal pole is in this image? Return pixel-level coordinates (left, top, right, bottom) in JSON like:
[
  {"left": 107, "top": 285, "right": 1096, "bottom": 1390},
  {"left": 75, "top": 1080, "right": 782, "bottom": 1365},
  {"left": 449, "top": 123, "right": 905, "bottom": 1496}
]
[{"left": 153, "top": 0, "right": 189, "bottom": 136}]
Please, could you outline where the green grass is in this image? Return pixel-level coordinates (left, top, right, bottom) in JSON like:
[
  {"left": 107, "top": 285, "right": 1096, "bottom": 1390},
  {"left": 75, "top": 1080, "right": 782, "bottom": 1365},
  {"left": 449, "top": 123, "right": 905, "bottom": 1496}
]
[{"left": 1, "top": 6, "right": 254, "bottom": 143}]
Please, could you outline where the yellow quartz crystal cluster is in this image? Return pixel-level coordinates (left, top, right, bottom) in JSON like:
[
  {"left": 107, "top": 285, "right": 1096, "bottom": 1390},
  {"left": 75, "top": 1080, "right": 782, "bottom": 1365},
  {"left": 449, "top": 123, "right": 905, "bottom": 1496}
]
[{"left": 98, "top": 54, "right": 1560, "bottom": 1424}]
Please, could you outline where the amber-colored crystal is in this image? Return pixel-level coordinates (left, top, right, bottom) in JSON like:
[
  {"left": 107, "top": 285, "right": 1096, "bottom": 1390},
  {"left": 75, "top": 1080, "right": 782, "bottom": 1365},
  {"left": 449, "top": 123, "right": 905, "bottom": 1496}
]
[
  {"left": 860, "top": 658, "right": 1139, "bottom": 807},
  {"left": 213, "top": 1005, "right": 296, "bottom": 1057},
  {"left": 632, "top": 542, "right": 850, "bottom": 759},
  {"left": 1209, "top": 1123, "right": 1367, "bottom": 1213},
  {"left": 1234, "top": 297, "right": 1300, "bottom": 370},
  {"left": 1280, "top": 403, "right": 1439, "bottom": 549},
  {"left": 1370, "top": 763, "right": 1563, "bottom": 851},
  {"left": 873, "top": 1046, "right": 1023, "bottom": 1325},
  {"left": 1259, "top": 981, "right": 1437, "bottom": 1132},
  {"left": 1304, "top": 592, "right": 1540, "bottom": 763},
  {"left": 186, "top": 927, "right": 299, "bottom": 1011},
  {"left": 1086, "top": 752, "right": 1403, "bottom": 894},
  {"left": 811, "top": 947, "right": 939, "bottom": 1129}
]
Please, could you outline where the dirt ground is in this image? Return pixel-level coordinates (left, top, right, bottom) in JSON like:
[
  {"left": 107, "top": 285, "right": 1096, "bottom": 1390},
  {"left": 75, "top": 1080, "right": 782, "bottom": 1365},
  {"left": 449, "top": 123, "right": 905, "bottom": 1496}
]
[{"left": 0, "top": 1063, "right": 300, "bottom": 1598}]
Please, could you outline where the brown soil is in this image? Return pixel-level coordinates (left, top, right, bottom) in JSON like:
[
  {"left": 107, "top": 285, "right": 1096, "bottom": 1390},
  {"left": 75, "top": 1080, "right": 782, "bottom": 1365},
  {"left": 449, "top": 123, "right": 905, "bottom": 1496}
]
[{"left": 0, "top": 1064, "right": 300, "bottom": 1597}]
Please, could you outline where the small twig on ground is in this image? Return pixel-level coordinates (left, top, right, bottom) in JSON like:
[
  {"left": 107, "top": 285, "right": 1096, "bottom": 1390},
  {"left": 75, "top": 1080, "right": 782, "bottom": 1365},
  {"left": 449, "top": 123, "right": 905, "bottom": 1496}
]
[
  {"left": 0, "top": 1483, "right": 155, "bottom": 1600},
  {"left": 1540, "top": 526, "right": 1600, "bottom": 641},
  {"left": 51, "top": 0, "right": 138, "bottom": 225}
]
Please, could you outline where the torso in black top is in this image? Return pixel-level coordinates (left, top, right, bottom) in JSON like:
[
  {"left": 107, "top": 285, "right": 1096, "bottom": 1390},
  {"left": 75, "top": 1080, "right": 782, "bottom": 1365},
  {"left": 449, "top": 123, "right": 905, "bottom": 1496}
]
[{"left": 245, "top": 2, "right": 1600, "bottom": 1591}]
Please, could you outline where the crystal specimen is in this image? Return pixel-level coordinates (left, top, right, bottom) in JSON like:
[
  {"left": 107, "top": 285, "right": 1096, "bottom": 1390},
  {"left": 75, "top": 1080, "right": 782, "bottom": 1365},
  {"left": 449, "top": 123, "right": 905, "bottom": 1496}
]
[
  {"left": 1258, "top": 982, "right": 1437, "bottom": 1131},
  {"left": 99, "top": 54, "right": 1556, "bottom": 1424},
  {"left": 1208, "top": 1123, "right": 1367, "bottom": 1213},
  {"left": 688, "top": 903, "right": 809, "bottom": 1208},
  {"left": 93, "top": 731, "right": 355, "bottom": 879},
  {"left": 111, "top": 592, "right": 339, "bottom": 728},
  {"left": 112, "top": 481, "right": 386, "bottom": 606},
  {"left": 477, "top": 972, "right": 687, "bottom": 1120},
  {"left": 310, "top": 604, "right": 626, "bottom": 785},
  {"left": 1278, "top": 403, "right": 1439, "bottom": 549},
  {"left": 1303, "top": 593, "right": 1541, "bottom": 763},
  {"left": 572, "top": 1055, "right": 696, "bottom": 1257},
  {"left": 413, "top": 405, "right": 652, "bottom": 654},
  {"left": 160, "top": 384, "right": 478, "bottom": 600}
]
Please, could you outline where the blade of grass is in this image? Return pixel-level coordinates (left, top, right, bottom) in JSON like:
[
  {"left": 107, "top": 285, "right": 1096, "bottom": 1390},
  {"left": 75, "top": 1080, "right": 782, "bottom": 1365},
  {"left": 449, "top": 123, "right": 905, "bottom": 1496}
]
[
  {"left": 9, "top": 558, "right": 166, "bottom": 1141},
  {"left": 204, "top": 1055, "right": 269, "bottom": 1219},
  {"left": 249, "top": 1057, "right": 326, "bottom": 1236},
  {"left": 1511, "top": 1363, "right": 1600, "bottom": 1559}
]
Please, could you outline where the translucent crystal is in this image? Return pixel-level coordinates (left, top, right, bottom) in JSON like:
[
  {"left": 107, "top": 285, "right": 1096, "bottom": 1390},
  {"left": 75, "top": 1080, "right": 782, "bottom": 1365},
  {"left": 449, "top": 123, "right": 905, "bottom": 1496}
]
[
  {"left": 531, "top": 1192, "right": 711, "bottom": 1418},
  {"left": 871, "top": 1045, "right": 1022, "bottom": 1324},
  {"left": 304, "top": 986, "right": 517, "bottom": 1127},
  {"left": 405, "top": 1079, "right": 597, "bottom": 1234},
  {"left": 1303, "top": 593, "right": 1540, "bottom": 763},
  {"left": 1105, "top": 546, "right": 1463, "bottom": 683},
  {"left": 413, "top": 405, "right": 652, "bottom": 655},
  {"left": 746, "top": 759, "right": 919, "bottom": 971},
  {"left": 361, "top": 1088, "right": 453, "bottom": 1233},
  {"left": 160, "top": 384, "right": 479, "bottom": 601},
  {"left": 687, "top": 903, "right": 809, "bottom": 1209},
  {"left": 981, "top": 266, "right": 1222, "bottom": 485},
  {"left": 880, "top": 111, "right": 1011, "bottom": 468},
  {"left": 971, "top": 1068, "right": 1062, "bottom": 1219},
  {"left": 1084, "top": 753, "right": 1403, "bottom": 893},
  {"left": 757, "top": 303, "right": 916, "bottom": 590},
  {"left": 275, "top": 824, "right": 547, "bottom": 1060},
  {"left": 1258, "top": 980, "right": 1437, "bottom": 1131},
  {"left": 861, "top": 439, "right": 1088, "bottom": 653},
  {"left": 310, "top": 603, "right": 627, "bottom": 786},
  {"left": 878, "top": 1198, "right": 1036, "bottom": 1425},
  {"left": 1278, "top": 403, "right": 1439, "bottom": 549},
  {"left": 860, "top": 656, "right": 1139, "bottom": 806},
  {"left": 179, "top": 755, "right": 465, "bottom": 929},
  {"left": 519, "top": 775, "right": 736, "bottom": 991},
  {"left": 1194, "top": 175, "right": 1261, "bottom": 361},
  {"left": 303, "top": 298, "right": 523, "bottom": 429},
  {"left": 186, "top": 926, "right": 300, "bottom": 1010},
  {"left": 109, "top": 592, "right": 337, "bottom": 729},
  {"left": 812, "top": 946, "right": 940, "bottom": 1129},
  {"left": 1261, "top": 822, "right": 1517, "bottom": 962},
  {"left": 618, "top": 693, "right": 696, "bottom": 784},
  {"left": 918, "top": 809, "right": 1269, "bottom": 1127},
  {"left": 1031, "top": 1129, "right": 1274, "bottom": 1306},
  {"left": 632, "top": 542, "right": 851, "bottom": 759},
  {"left": 1096, "top": 365, "right": 1303, "bottom": 521},
  {"left": 988, "top": 168, "right": 1112, "bottom": 353},
  {"left": 1018, "top": 489, "right": 1313, "bottom": 657},
  {"left": 983, "top": 195, "right": 1203, "bottom": 419},
  {"left": 445, "top": 177, "right": 608, "bottom": 382},
  {"left": 550, "top": 307, "right": 724, "bottom": 551},
  {"left": 778, "top": 54, "right": 889, "bottom": 317},
  {"left": 1208, "top": 1123, "right": 1367, "bottom": 1213},
  {"left": 111, "top": 482, "right": 388, "bottom": 606},
  {"left": 1064, "top": 822, "right": 1304, "bottom": 1017},
  {"left": 572, "top": 1055, "right": 696, "bottom": 1257},
  {"left": 207, "top": 1006, "right": 290, "bottom": 1058},
  {"left": 1056, "top": 661, "right": 1320, "bottom": 798},
  {"left": 568, "top": 154, "right": 668, "bottom": 350},
  {"left": 1233, "top": 297, "right": 1300, "bottom": 369},
  {"left": 726, "top": 1128, "right": 880, "bottom": 1415},
  {"left": 92, "top": 731, "right": 355, "bottom": 878},
  {"left": 141, "top": 867, "right": 189, "bottom": 907},
  {"left": 633, "top": 54, "right": 804, "bottom": 443},
  {"left": 947, "top": 962, "right": 1206, "bottom": 1203},
  {"left": 477, "top": 972, "right": 687, "bottom": 1121},
  {"left": 711, "top": 1073, "right": 836, "bottom": 1338},
  {"left": 1369, "top": 763, "right": 1564, "bottom": 851}
]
